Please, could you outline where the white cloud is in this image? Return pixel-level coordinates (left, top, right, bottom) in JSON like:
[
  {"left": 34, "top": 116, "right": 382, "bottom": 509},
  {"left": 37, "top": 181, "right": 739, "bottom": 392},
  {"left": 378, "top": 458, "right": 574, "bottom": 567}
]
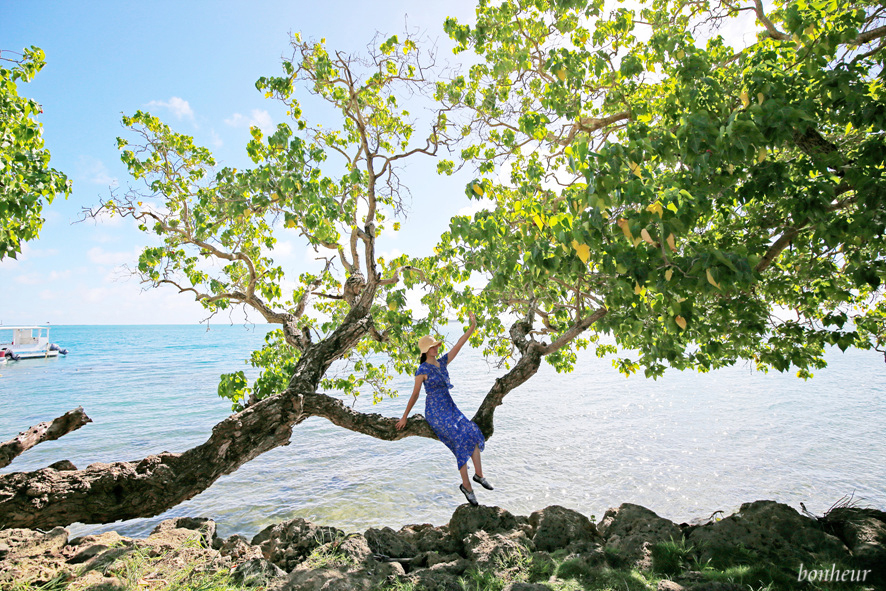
[
  {"left": 210, "top": 129, "right": 224, "bottom": 148},
  {"left": 224, "top": 109, "right": 274, "bottom": 135},
  {"left": 14, "top": 270, "right": 70, "bottom": 285},
  {"left": 87, "top": 246, "right": 140, "bottom": 266},
  {"left": 76, "top": 156, "right": 118, "bottom": 187},
  {"left": 146, "top": 96, "right": 195, "bottom": 121},
  {"left": 14, "top": 273, "right": 41, "bottom": 285}
]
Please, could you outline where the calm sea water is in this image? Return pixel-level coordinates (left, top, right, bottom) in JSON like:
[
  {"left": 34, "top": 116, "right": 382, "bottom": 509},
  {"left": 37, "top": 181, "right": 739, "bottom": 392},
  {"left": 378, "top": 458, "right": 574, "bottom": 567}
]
[{"left": 0, "top": 324, "right": 883, "bottom": 539}]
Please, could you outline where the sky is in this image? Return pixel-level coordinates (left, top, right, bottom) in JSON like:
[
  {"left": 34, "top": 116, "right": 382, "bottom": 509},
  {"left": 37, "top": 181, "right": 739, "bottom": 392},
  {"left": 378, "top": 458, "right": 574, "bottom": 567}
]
[
  {"left": 0, "top": 1, "right": 761, "bottom": 326},
  {"left": 0, "top": 0, "right": 483, "bottom": 325}
]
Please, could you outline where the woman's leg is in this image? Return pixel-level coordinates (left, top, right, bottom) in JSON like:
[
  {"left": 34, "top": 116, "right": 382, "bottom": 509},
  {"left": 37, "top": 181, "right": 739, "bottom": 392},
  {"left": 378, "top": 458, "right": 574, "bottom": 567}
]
[
  {"left": 470, "top": 444, "right": 483, "bottom": 478},
  {"left": 459, "top": 463, "right": 472, "bottom": 491}
]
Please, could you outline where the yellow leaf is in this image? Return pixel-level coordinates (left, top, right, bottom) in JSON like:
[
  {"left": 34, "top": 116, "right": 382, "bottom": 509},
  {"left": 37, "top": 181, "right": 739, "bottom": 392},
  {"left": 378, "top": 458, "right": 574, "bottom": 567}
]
[
  {"left": 574, "top": 242, "right": 590, "bottom": 264},
  {"left": 617, "top": 218, "right": 633, "bottom": 242},
  {"left": 640, "top": 228, "right": 655, "bottom": 245},
  {"left": 616, "top": 263, "right": 628, "bottom": 274},
  {"left": 645, "top": 201, "right": 664, "bottom": 218},
  {"left": 632, "top": 236, "right": 643, "bottom": 247},
  {"left": 532, "top": 215, "right": 544, "bottom": 230},
  {"left": 556, "top": 68, "right": 567, "bottom": 82},
  {"left": 665, "top": 268, "right": 673, "bottom": 281},
  {"left": 676, "top": 49, "right": 685, "bottom": 59},
  {"left": 472, "top": 182, "right": 484, "bottom": 196},
  {"left": 634, "top": 283, "right": 643, "bottom": 295},
  {"left": 675, "top": 315, "right": 687, "bottom": 330},
  {"left": 706, "top": 268, "right": 721, "bottom": 289},
  {"left": 388, "top": 302, "right": 396, "bottom": 311},
  {"left": 727, "top": 163, "right": 735, "bottom": 174},
  {"left": 740, "top": 90, "right": 750, "bottom": 108},
  {"left": 804, "top": 25, "right": 815, "bottom": 36},
  {"left": 757, "top": 147, "right": 768, "bottom": 163},
  {"left": 628, "top": 161, "right": 642, "bottom": 178},
  {"left": 666, "top": 233, "right": 676, "bottom": 251},
  {"left": 757, "top": 92, "right": 765, "bottom": 105}
]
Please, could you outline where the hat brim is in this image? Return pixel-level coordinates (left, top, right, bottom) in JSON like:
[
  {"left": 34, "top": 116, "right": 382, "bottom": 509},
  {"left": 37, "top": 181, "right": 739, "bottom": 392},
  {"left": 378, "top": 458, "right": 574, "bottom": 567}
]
[{"left": 419, "top": 339, "right": 444, "bottom": 354}]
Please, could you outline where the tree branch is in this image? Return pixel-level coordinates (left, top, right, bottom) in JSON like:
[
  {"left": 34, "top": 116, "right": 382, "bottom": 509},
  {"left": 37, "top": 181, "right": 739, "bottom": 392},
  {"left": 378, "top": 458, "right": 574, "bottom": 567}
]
[{"left": 0, "top": 408, "right": 92, "bottom": 470}]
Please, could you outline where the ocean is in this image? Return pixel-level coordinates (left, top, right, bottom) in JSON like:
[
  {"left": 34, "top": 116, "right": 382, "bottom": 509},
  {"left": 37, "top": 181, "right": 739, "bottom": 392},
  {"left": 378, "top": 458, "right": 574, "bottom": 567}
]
[{"left": 1, "top": 324, "right": 883, "bottom": 539}]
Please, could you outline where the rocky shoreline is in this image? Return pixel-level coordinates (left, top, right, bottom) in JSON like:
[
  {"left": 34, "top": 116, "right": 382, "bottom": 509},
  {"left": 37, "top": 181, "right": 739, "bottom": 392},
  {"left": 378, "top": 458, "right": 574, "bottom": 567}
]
[{"left": 1, "top": 500, "right": 884, "bottom": 590}]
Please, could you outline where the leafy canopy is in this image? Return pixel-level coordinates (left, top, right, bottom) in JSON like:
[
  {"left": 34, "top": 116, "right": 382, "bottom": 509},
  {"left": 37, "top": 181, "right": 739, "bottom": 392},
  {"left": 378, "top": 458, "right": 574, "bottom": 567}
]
[
  {"left": 435, "top": 0, "right": 885, "bottom": 378},
  {"left": 0, "top": 47, "right": 71, "bottom": 259}
]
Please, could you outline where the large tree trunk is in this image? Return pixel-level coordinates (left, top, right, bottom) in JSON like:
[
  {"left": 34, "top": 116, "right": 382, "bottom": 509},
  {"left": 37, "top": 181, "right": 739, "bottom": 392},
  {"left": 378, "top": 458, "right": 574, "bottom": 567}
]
[{"left": 0, "top": 311, "right": 575, "bottom": 530}]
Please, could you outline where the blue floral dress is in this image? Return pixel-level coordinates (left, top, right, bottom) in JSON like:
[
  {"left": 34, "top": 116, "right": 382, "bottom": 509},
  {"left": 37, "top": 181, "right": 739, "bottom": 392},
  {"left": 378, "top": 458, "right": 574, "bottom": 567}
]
[{"left": 416, "top": 352, "right": 486, "bottom": 469}]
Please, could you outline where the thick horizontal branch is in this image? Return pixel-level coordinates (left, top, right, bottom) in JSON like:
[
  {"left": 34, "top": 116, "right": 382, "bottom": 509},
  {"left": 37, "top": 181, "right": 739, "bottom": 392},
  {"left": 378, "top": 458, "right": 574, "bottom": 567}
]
[
  {"left": 302, "top": 392, "right": 438, "bottom": 440},
  {"left": 0, "top": 408, "right": 92, "bottom": 470}
]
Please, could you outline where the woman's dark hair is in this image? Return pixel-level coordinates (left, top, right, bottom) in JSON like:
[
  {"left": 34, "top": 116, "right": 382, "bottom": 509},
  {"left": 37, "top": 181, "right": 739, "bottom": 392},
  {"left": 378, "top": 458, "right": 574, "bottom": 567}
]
[{"left": 420, "top": 352, "right": 427, "bottom": 364}]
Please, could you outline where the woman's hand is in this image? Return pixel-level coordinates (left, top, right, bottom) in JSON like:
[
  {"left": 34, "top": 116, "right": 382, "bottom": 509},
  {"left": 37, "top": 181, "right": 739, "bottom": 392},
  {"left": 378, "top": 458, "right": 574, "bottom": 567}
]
[
  {"left": 395, "top": 417, "right": 407, "bottom": 430},
  {"left": 469, "top": 312, "right": 477, "bottom": 330}
]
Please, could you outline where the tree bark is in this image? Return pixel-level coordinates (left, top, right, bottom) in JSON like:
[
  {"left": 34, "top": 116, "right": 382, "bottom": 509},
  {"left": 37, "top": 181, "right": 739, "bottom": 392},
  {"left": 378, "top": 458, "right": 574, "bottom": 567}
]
[
  {"left": 0, "top": 407, "right": 92, "bottom": 470},
  {"left": 0, "top": 310, "right": 601, "bottom": 530}
]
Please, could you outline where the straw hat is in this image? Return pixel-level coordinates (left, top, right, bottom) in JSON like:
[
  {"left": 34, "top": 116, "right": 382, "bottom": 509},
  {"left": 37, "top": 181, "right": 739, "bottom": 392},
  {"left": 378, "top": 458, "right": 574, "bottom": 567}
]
[{"left": 417, "top": 335, "right": 443, "bottom": 354}]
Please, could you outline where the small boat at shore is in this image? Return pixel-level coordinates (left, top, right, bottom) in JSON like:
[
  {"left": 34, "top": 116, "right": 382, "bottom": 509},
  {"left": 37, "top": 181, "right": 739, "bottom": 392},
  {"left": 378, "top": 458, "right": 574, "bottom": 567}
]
[{"left": 0, "top": 326, "right": 68, "bottom": 361}]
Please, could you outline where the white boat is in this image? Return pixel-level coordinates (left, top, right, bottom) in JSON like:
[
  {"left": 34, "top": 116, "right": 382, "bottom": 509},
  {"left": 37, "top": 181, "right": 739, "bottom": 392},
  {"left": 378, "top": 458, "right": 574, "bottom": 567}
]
[{"left": 0, "top": 326, "right": 68, "bottom": 361}]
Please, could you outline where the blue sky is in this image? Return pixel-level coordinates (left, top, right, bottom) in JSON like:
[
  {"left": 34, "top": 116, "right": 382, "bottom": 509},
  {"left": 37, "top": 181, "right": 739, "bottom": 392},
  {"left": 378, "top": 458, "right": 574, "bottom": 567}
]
[{"left": 1, "top": 0, "right": 482, "bottom": 324}]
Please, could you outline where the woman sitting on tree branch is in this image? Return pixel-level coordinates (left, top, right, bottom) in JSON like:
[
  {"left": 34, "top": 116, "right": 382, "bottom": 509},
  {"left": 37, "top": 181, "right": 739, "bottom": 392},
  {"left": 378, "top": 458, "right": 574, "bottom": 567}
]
[{"left": 396, "top": 313, "right": 493, "bottom": 506}]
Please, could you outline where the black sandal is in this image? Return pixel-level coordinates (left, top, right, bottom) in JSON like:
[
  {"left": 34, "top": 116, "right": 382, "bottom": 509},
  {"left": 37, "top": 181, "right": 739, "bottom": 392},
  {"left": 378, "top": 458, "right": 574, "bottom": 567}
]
[
  {"left": 472, "top": 474, "right": 494, "bottom": 490},
  {"left": 459, "top": 484, "right": 478, "bottom": 506}
]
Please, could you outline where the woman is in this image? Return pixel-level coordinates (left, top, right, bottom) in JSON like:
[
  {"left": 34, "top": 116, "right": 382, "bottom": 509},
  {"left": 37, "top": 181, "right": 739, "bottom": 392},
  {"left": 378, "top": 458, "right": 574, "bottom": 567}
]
[{"left": 395, "top": 313, "right": 493, "bottom": 506}]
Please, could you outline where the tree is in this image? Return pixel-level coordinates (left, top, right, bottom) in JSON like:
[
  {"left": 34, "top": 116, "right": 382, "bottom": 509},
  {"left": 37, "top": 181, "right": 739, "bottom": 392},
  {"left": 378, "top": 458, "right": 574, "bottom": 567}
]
[
  {"left": 1, "top": 0, "right": 884, "bottom": 528},
  {"left": 0, "top": 46, "right": 71, "bottom": 260},
  {"left": 0, "top": 32, "right": 464, "bottom": 529},
  {"left": 435, "top": 0, "right": 886, "bottom": 381}
]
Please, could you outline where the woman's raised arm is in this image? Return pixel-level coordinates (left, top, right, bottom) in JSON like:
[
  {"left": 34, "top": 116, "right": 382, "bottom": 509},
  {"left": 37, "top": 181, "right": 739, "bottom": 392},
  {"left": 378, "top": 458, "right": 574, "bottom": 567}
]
[{"left": 446, "top": 313, "right": 476, "bottom": 364}]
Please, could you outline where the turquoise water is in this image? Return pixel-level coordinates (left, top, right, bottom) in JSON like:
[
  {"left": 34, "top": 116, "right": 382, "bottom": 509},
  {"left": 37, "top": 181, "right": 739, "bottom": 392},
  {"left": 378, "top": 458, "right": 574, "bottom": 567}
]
[{"left": 0, "top": 324, "right": 884, "bottom": 539}]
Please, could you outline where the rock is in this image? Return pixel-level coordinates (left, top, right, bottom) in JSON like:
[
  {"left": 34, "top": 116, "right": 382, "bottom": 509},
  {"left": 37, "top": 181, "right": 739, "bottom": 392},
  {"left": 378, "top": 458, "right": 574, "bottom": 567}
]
[
  {"left": 47, "top": 459, "right": 78, "bottom": 471},
  {"left": 218, "top": 534, "right": 263, "bottom": 562},
  {"left": 406, "top": 563, "right": 465, "bottom": 591},
  {"left": 251, "top": 517, "right": 344, "bottom": 572},
  {"left": 463, "top": 530, "right": 534, "bottom": 570},
  {"left": 423, "top": 551, "right": 462, "bottom": 568},
  {"left": 528, "top": 505, "right": 601, "bottom": 552},
  {"left": 365, "top": 526, "right": 418, "bottom": 558},
  {"left": 150, "top": 517, "right": 217, "bottom": 547},
  {"left": 658, "top": 580, "right": 685, "bottom": 591},
  {"left": 66, "top": 543, "right": 113, "bottom": 565},
  {"left": 144, "top": 526, "right": 205, "bottom": 551},
  {"left": 230, "top": 557, "right": 286, "bottom": 586},
  {"left": 823, "top": 506, "right": 886, "bottom": 584},
  {"left": 335, "top": 534, "right": 373, "bottom": 565},
  {"left": 275, "top": 566, "right": 374, "bottom": 591},
  {"left": 448, "top": 504, "right": 520, "bottom": 543},
  {"left": 688, "top": 500, "right": 849, "bottom": 569},
  {"left": 0, "top": 527, "right": 68, "bottom": 560},
  {"left": 502, "top": 583, "right": 552, "bottom": 591},
  {"left": 403, "top": 523, "right": 461, "bottom": 555},
  {"left": 598, "top": 503, "right": 682, "bottom": 568}
]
